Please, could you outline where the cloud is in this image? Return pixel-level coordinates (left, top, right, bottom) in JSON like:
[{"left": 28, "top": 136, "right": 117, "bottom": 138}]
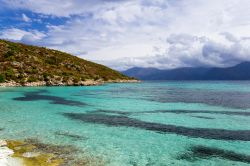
[
  {"left": 21, "top": 13, "right": 31, "bottom": 22},
  {"left": 103, "top": 33, "right": 250, "bottom": 70},
  {"left": 0, "top": 28, "right": 46, "bottom": 44},
  {"left": 1, "top": 0, "right": 250, "bottom": 70},
  {"left": 1, "top": 0, "right": 131, "bottom": 17}
]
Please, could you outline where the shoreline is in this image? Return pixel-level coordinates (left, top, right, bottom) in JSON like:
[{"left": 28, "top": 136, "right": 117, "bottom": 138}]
[
  {"left": 0, "top": 139, "right": 102, "bottom": 166},
  {"left": 0, "top": 79, "right": 140, "bottom": 87},
  {"left": 0, "top": 140, "right": 23, "bottom": 166},
  {"left": 0, "top": 139, "right": 64, "bottom": 166}
]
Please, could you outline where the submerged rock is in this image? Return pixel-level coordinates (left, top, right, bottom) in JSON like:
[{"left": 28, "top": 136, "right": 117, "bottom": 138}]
[
  {"left": 1, "top": 139, "right": 106, "bottom": 166},
  {"left": 6, "top": 140, "right": 63, "bottom": 166}
]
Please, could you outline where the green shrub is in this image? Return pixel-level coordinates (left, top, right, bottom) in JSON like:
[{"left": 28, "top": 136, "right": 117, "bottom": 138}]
[
  {"left": 62, "top": 72, "right": 70, "bottom": 76},
  {"left": 17, "top": 73, "right": 24, "bottom": 79},
  {"left": 45, "top": 57, "right": 57, "bottom": 65},
  {"left": 73, "top": 77, "right": 80, "bottom": 83},
  {"left": 62, "top": 77, "right": 68, "bottom": 83},
  {"left": 0, "top": 74, "right": 5, "bottom": 83},
  {"left": 31, "top": 68, "right": 38, "bottom": 74},
  {"left": 7, "top": 43, "right": 20, "bottom": 52},
  {"left": 43, "top": 73, "right": 49, "bottom": 82},
  {"left": 19, "top": 78, "right": 26, "bottom": 85},
  {"left": 4, "top": 51, "right": 14, "bottom": 58},
  {"left": 103, "top": 76, "right": 109, "bottom": 81},
  {"left": 5, "top": 68, "right": 15, "bottom": 79},
  {"left": 94, "top": 76, "right": 100, "bottom": 81},
  {"left": 81, "top": 77, "right": 86, "bottom": 81},
  {"left": 27, "top": 76, "right": 38, "bottom": 82}
]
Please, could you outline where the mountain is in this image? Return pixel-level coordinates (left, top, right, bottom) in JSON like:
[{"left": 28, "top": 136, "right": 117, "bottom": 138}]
[
  {"left": 123, "top": 62, "right": 250, "bottom": 80},
  {"left": 0, "top": 40, "right": 135, "bottom": 86}
]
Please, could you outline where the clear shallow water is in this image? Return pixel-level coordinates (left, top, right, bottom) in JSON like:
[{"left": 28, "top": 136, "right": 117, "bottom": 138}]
[{"left": 1, "top": 81, "right": 250, "bottom": 165}]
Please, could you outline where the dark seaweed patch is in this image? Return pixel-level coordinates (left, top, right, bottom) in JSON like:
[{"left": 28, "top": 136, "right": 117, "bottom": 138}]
[
  {"left": 72, "top": 84, "right": 250, "bottom": 109},
  {"left": 190, "top": 115, "right": 215, "bottom": 120},
  {"left": 13, "top": 90, "right": 86, "bottom": 107},
  {"left": 55, "top": 131, "right": 87, "bottom": 141},
  {"left": 94, "top": 109, "right": 250, "bottom": 117},
  {"left": 63, "top": 113, "right": 250, "bottom": 141},
  {"left": 178, "top": 145, "right": 250, "bottom": 164},
  {"left": 149, "top": 89, "right": 250, "bottom": 109},
  {"left": 154, "top": 110, "right": 250, "bottom": 116},
  {"left": 93, "top": 110, "right": 130, "bottom": 115}
]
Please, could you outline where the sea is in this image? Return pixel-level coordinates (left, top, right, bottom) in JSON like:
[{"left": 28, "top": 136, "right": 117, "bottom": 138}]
[{"left": 1, "top": 81, "right": 250, "bottom": 166}]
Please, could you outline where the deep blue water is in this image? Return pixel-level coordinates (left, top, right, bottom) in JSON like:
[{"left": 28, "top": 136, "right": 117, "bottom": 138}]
[{"left": 1, "top": 81, "right": 250, "bottom": 165}]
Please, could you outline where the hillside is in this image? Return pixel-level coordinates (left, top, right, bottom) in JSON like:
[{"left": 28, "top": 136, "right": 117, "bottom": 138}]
[
  {"left": 122, "top": 62, "right": 250, "bottom": 80},
  {"left": 0, "top": 40, "right": 135, "bottom": 86}
]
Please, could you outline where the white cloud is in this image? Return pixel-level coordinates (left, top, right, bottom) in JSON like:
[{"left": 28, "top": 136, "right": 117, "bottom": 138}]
[
  {"left": 103, "top": 33, "right": 250, "bottom": 70},
  {"left": 2, "top": 0, "right": 130, "bottom": 17},
  {"left": 2, "top": 0, "right": 250, "bottom": 69},
  {"left": 0, "top": 28, "right": 46, "bottom": 43},
  {"left": 21, "top": 13, "right": 31, "bottom": 22}
]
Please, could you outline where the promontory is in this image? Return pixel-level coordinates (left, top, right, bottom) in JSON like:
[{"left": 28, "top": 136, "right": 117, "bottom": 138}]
[{"left": 0, "top": 40, "right": 138, "bottom": 87}]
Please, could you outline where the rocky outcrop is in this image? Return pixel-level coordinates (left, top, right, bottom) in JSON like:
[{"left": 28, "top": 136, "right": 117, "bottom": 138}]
[
  {"left": 0, "top": 139, "right": 106, "bottom": 166},
  {"left": 0, "top": 140, "right": 23, "bottom": 166},
  {"left": 0, "top": 79, "right": 140, "bottom": 87}
]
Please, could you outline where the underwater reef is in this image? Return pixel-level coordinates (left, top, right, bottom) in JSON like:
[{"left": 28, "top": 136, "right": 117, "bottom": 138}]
[{"left": 0, "top": 139, "right": 105, "bottom": 166}]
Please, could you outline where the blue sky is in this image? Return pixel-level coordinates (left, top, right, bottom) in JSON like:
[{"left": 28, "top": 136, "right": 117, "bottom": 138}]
[{"left": 1, "top": 0, "right": 250, "bottom": 70}]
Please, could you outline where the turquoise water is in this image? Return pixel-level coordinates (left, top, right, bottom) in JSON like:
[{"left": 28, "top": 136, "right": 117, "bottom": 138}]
[{"left": 1, "top": 81, "right": 250, "bottom": 165}]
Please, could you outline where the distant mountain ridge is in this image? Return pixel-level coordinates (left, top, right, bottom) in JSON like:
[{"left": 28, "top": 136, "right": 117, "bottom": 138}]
[{"left": 122, "top": 62, "right": 250, "bottom": 80}]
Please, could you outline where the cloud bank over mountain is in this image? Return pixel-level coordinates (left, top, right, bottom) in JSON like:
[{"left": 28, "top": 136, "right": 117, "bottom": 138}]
[{"left": 1, "top": 0, "right": 250, "bottom": 70}]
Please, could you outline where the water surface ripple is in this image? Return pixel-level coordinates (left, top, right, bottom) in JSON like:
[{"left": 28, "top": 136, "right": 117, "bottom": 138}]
[{"left": 0, "top": 81, "right": 250, "bottom": 165}]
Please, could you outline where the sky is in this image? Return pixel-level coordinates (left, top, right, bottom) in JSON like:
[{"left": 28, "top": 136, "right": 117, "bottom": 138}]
[{"left": 1, "top": 0, "right": 250, "bottom": 70}]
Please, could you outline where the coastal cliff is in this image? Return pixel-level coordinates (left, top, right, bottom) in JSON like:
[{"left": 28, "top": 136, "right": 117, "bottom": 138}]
[{"left": 0, "top": 40, "right": 137, "bottom": 86}]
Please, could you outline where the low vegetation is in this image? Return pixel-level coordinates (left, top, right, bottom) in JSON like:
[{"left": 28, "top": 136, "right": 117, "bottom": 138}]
[{"left": 0, "top": 40, "right": 133, "bottom": 85}]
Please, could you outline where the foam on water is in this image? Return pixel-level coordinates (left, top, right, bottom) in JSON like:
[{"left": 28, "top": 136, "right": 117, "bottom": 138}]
[{"left": 0, "top": 81, "right": 250, "bottom": 165}]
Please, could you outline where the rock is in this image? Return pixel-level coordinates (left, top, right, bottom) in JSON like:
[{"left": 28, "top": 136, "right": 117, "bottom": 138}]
[
  {"left": 0, "top": 146, "right": 14, "bottom": 158},
  {"left": 0, "top": 81, "right": 21, "bottom": 87},
  {"left": 0, "top": 140, "right": 7, "bottom": 147},
  {"left": 24, "top": 81, "right": 46, "bottom": 87},
  {"left": 0, "top": 79, "right": 140, "bottom": 87},
  {"left": 11, "top": 61, "right": 22, "bottom": 68},
  {"left": 22, "top": 152, "right": 40, "bottom": 158},
  {"left": 0, "top": 140, "right": 23, "bottom": 166}
]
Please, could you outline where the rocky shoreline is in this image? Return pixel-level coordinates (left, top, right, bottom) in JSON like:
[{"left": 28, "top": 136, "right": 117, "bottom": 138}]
[
  {"left": 0, "top": 79, "right": 140, "bottom": 87},
  {"left": 0, "top": 139, "right": 105, "bottom": 166},
  {"left": 0, "top": 140, "right": 23, "bottom": 166}
]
